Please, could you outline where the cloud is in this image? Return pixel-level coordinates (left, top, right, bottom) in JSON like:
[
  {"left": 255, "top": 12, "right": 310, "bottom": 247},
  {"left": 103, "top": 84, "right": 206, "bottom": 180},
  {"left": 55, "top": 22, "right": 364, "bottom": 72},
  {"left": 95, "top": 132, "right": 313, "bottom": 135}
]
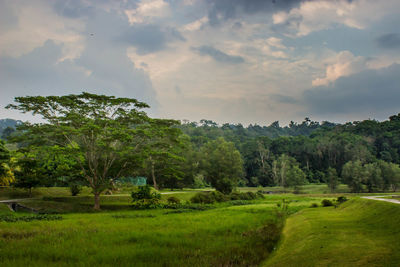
[
  {"left": 303, "top": 63, "right": 400, "bottom": 118},
  {"left": 125, "top": 0, "right": 171, "bottom": 25},
  {"left": 192, "top": 45, "right": 245, "bottom": 64},
  {"left": 312, "top": 51, "right": 370, "bottom": 86},
  {"left": 270, "top": 94, "right": 298, "bottom": 104},
  {"left": 205, "top": 0, "right": 305, "bottom": 25},
  {"left": 375, "top": 33, "right": 400, "bottom": 50},
  {"left": 0, "top": 39, "right": 156, "bottom": 105},
  {"left": 0, "top": 1, "right": 85, "bottom": 58},
  {"left": 0, "top": 7, "right": 159, "bottom": 120},
  {"left": 272, "top": 0, "right": 400, "bottom": 37},
  {"left": 0, "top": 1, "right": 18, "bottom": 32},
  {"left": 52, "top": 0, "right": 94, "bottom": 18},
  {"left": 121, "top": 24, "right": 185, "bottom": 55}
]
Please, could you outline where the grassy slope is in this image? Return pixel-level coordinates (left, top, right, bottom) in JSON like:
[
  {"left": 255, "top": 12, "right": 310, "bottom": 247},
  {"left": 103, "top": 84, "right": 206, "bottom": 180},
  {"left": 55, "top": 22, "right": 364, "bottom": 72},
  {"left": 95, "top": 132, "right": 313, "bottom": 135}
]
[{"left": 264, "top": 198, "right": 400, "bottom": 267}]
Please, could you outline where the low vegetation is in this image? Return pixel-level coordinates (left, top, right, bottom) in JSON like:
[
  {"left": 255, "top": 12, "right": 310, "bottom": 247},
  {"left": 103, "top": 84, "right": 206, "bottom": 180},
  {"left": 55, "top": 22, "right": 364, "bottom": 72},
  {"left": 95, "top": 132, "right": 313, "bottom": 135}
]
[
  {"left": 0, "top": 190, "right": 322, "bottom": 266},
  {"left": 264, "top": 198, "right": 400, "bottom": 267}
]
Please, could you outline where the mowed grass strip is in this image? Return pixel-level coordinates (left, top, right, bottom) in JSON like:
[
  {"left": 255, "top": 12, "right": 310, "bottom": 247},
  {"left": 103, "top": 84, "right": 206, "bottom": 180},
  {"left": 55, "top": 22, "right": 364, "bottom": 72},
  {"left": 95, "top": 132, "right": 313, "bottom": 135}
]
[{"left": 263, "top": 198, "right": 400, "bottom": 267}]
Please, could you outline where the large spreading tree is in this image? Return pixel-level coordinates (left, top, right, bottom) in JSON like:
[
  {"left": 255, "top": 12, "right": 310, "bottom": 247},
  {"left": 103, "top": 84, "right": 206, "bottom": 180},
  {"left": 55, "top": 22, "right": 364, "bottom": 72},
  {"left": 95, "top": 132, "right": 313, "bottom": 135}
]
[{"left": 7, "top": 93, "right": 152, "bottom": 209}]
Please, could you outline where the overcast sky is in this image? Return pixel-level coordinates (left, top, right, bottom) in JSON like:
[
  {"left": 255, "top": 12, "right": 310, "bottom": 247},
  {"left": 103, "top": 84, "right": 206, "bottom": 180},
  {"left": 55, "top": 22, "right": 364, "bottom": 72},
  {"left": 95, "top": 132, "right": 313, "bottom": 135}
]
[{"left": 1, "top": 0, "right": 400, "bottom": 125}]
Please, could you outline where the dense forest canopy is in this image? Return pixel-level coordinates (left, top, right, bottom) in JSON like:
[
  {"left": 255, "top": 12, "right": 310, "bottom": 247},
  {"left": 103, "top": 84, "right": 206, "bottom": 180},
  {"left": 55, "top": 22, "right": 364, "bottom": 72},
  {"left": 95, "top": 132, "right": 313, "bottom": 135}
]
[{"left": 1, "top": 100, "right": 400, "bottom": 197}]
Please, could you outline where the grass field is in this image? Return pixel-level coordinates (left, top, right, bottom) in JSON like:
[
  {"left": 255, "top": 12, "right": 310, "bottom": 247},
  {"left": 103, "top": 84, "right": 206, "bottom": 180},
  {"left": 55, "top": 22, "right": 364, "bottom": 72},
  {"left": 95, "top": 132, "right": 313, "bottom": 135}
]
[
  {"left": 263, "top": 198, "right": 400, "bottom": 267},
  {"left": 0, "top": 188, "right": 331, "bottom": 266},
  {"left": 0, "top": 195, "right": 321, "bottom": 266},
  {"left": 0, "top": 185, "right": 399, "bottom": 266}
]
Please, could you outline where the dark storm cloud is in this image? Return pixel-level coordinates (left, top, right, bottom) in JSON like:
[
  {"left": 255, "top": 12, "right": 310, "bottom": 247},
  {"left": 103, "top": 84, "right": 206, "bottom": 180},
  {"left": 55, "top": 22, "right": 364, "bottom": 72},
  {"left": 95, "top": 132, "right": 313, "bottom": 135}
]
[
  {"left": 375, "top": 33, "right": 400, "bottom": 50},
  {"left": 192, "top": 45, "right": 245, "bottom": 64},
  {"left": 302, "top": 64, "right": 400, "bottom": 116},
  {"left": 120, "top": 25, "right": 185, "bottom": 55}
]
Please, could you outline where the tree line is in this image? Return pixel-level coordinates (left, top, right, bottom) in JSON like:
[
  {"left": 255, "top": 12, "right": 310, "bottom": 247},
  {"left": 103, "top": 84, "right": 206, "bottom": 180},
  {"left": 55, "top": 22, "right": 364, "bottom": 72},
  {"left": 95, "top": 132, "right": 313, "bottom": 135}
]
[{"left": 0, "top": 93, "right": 399, "bottom": 209}]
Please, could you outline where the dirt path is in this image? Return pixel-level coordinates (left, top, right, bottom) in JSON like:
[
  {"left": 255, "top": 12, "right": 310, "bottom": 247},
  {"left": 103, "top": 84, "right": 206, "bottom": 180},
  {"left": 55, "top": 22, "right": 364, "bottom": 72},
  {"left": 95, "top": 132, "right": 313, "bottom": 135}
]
[
  {"left": 0, "top": 198, "right": 34, "bottom": 203},
  {"left": 361, "top": 195, "right": 400, "bottom": 204}
]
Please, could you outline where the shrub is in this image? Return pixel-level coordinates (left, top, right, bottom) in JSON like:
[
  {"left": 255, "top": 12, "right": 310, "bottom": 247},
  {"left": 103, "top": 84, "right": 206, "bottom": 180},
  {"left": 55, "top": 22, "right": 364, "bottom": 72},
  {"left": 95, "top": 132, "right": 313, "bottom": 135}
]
[
  {"left": 69, "top": 184, "right": 82, "bottom": 196},
  {"left": 131, "top": 185, "right": 161, "bottom": 202},
  {"left": 214, "top": 178, "right": 234, "bottom": 194},
  {"left": 321, "top": 199, "right": 334, "bottom": 207},
  {"left": 229, "top": 192, "right": 242, "bottom": 200},
  {"left": 337, "top": 196, "right": 348, "bottom": 203},
  {"left": 167, "top": 196, "right": 181, "bottom": 205},
  {"left": 243, "top": 191, "right": 257, "bottom": 200},
  {"left": 190, "top": 192, "right": 215, "bottom": 204},
  {"left": 256, "top": 190, "right": 265, "bottom": 199},
  {"left": 0, "top": 214, "right": 62, "bottom": 222},
  {"left": 310, "top": 203, "right": 318, "bottom": 208},
  {"left": 229, "top": 191, "right": 258, "bottom": 201},
  {"left": 190, "top": 190, "right": 263, "bottom": 204},
  {"left": 210, "top": 191, "right": 229, "bottom": 202},
  {"left": 131, "top": 185, "right": 161, "bottom": 209},
  {"left": 132, "top": 198, "right": 162, "bottom": 209}
]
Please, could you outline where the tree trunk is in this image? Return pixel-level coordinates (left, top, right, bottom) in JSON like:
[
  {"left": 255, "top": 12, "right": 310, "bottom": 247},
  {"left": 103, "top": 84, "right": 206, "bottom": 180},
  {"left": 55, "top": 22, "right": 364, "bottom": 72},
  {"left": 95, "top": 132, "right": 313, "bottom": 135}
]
[
  {"left": 151, "top": 160, "right": 158, "bottom": 190},
  {"left": 94, "top": 192, "right": 101, "bottom": 210}
]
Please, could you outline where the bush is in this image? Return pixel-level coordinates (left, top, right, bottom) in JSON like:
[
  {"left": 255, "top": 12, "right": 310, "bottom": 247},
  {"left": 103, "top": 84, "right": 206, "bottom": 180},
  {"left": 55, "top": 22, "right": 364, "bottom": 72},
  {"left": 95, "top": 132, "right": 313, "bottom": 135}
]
[
  {"left": 132, "top": 198, "right": 162, "bottom": 209},
  {"left": 310, "top": 203, "right": 319, "bottom": 208},
  {"left": 214, "top": 178, "right": 234, "bottom": 194},
  {"left": 131, "top": 185, "right": 161, "bottom": 209},
  {"left": 321, "top": 199, "right": 334, "bottom": 207},
  {"left": 229, "top": 191, "right": 258, "bottom": 201},
  {"left": 190, "top": 192, "right": 215, "bottom": 204},
  {"left": 256, "top": 190, "right": 265, "bottom": 199},
  {"left": 167, "top": 196, "right": 181, "bottom": 205},
  {"left": 69, "top": 184, "right": 82, "bottom": 196},
  {"left": 210, "top": 191, "right": 229, "bottom": 202},
  {"left": 0, "top": 214, "right": 62, "bottom": 222},
  {"left": 131, "top": 185, "right": 161, "bottom": 202},
  {"left": 229, "top": 192, "right": 242, "bottom": 200},
  {"left": 337, "top": 196, "right": 348, "bottom": 204},
  {"left": 190, "top": 190, "right": 263, "bottom": 204}
]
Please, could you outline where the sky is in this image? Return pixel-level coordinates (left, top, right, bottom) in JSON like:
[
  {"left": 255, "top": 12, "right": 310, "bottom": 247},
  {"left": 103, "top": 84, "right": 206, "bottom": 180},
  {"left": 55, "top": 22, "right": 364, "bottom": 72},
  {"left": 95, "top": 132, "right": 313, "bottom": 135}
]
[{"left": 1, "top": 0, "right": 400, "bottom": 125}]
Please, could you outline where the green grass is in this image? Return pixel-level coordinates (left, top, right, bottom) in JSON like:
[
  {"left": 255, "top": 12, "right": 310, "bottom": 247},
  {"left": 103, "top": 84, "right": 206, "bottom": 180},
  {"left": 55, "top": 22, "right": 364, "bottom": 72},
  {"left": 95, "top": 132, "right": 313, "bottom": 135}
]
[
  {"left": 0, "top": 192, "right": 324, "bottom": 266},
  {"left": 263, "top": 198, "right": 400, "bottom": 267},
  {"left": 1, "top": 185, "right": 399, "bottom": 266},
  {"left": 0, "top": 204, "right": 281, "bottom": 266}
]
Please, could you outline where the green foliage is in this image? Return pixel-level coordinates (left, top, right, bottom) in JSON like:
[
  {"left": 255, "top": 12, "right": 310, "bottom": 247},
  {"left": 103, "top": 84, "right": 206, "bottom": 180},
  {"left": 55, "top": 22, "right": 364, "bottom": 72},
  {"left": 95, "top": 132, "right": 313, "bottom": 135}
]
[
  {"left": 190, "top": 191, "right": 262, "bottom": 204},
  {"left": 190, "top": 192, "right": 216, "bottom": 204},
  {"left": 342, "top": 160, "right": 364, "bottom": 193},
  {"left": 0, "top": 140, "right": 10, "bottom": 168},
  {"left": 131, "top": 185, "right": 161, "bottom": 202},
  {"left": 192, "top": 174, "right": 208, "bottom": 188},
  {"left": 321, "top": 199, "right": 334, "bottom": 207},
  {"left": 167, "top": 196, "right": 181, "bottom": 204},
  {"left": 200, "top": 137, "right": 244, "bottom": 193},
  {"left": 69, "top": 184, "right": 82, "bottom": 196},
  {"left": 337, "top": 196, "right": 348, "bottom": 204},
  {"left": 272, "top": 154, "right": 306, "bottom": 188},
  {"left": 326, "top": 167, "right": 339, "bottom": 192},
  {"left": 0, "top": 214, "right": 62, "bottom": 222},
  {"left": 310, "top": 203, "right": 319, "bottom": 208}
]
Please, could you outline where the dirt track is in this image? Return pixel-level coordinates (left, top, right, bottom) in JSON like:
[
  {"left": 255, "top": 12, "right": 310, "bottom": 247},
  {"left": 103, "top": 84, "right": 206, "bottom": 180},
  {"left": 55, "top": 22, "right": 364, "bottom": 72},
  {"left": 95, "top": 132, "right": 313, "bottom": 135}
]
[{"left": 361, "top": 195, "right": 400, "bottom": 204}]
